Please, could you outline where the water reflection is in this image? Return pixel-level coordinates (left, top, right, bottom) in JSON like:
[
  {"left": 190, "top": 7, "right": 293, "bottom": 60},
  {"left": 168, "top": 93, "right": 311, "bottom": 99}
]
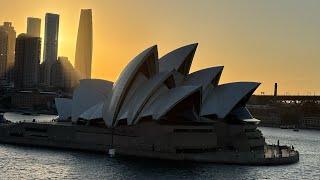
[{"left": 0, "top": 126, "right": 319, "bottom": 179}]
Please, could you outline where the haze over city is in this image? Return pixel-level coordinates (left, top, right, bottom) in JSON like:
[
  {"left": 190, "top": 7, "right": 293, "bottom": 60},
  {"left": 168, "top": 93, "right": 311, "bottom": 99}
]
[{"left": 0, "top": 0, "right": 319, "bottom": 94}]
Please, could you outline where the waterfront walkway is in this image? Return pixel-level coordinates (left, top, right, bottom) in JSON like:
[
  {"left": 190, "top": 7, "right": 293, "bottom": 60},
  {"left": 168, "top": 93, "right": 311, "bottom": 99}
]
[{"left": 265, "top": 144, "right": 298, "bottom": 158}]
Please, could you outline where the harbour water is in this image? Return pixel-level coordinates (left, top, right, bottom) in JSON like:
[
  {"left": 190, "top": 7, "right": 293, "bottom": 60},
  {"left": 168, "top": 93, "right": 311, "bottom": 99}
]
[{"left": 0, "top": 116, "right": 319, "bottom": 179}]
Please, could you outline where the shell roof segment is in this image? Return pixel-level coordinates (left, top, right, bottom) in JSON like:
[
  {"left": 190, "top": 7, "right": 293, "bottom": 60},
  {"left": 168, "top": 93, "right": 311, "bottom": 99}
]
[
  {"left": 72, "top": 79, "right": 113, "bottom": 122},
  {"left": 55, "top": 98, "right": 72, "bottom": 120},
  {"left": 103, "top": 45, "right": 159, "bottom": 127},
  {"left": 200, "top": 82, "right": 260, "bottom": 119},
  {"left": 159, "top": 43, "right": 198, "bottom": 76},
  {"left": 183, "top": 66, "right": 224, "bottom": 90},
  {"left": 140, "top": 85, "right": 202, "bottom": 121}
]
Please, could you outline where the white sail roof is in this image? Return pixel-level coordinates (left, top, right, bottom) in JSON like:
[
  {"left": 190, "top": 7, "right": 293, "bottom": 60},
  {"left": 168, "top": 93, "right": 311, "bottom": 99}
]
[
  {"left": 58, "top": 44, "right": 263, "bottom": 127},
  {"left": 159, "top": 43, "right": 198, "bottom": 75},
  {"left": 200, "top": 82, "right": 260, "bottom": 119},
  {"left": 118, "top": 71, "right": 175, "bottom": 125},
  {"left": 72, "top": 79, "right": 113, "bottom": 122},
  {"left": 229, "top": 106, "right": 261, "bottom": 124},
  {"left": 55, "top": 98, "right": 72, "bottom": 120},
  {"left": 115, "top": 72, "right": 148, "bottom": 123},
  {"left": 183, "top": 66, "right": 224, "bottom": 90},
  {"left": 171, "top": 70, "right": 185, "bottom": 86},
  {"left": 136, "top": 84, "right": 170, "bottom": 122},
  {"left": 79, "top": 102, "right": 104, "bottom": 120},
  {"left": 103, "top": 45, "right": 159, "bottom": 127},
  {"left": 140, "top": 85, "right": 202, "bottom": 121}
]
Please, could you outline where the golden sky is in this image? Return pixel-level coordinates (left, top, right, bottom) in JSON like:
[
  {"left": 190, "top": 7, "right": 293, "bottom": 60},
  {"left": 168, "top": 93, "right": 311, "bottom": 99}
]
[{"left": 0, "top": 0, "right": 320, "bottom": 95}]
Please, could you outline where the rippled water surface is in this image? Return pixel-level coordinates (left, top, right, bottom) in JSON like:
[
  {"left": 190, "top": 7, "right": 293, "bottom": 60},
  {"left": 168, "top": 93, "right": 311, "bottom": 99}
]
[{"left": 0, "top": 126, "right": 319, "bottom": 179}]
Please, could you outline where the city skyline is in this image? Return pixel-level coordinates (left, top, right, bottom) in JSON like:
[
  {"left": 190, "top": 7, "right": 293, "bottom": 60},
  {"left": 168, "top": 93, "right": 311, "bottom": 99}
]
[{"left": 0, "top": 0, "right": 319, "bottom": 94}]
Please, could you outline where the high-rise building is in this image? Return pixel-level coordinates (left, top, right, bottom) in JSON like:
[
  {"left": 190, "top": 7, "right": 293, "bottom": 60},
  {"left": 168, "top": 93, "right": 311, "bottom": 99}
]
[
  {"left": 38, "top": 62, "right": 46, "bottom": 86},
  {"left": 75, "top": 9, "right": 92, "bottom": 79},
  {"left": 43, "top": 13, "right": 59, "bottom": 86},
  {"left": 0, "top": 22, "right": 16, "bottom": 86},
  {"left": 51, "top": 56, "right": 77, "bottom": 90},
  {"left": 14, "top": 34, "right": 41, "bottom": 89},
  {"left": 27, "top": 17, "right": 41, "bottom": 37}
]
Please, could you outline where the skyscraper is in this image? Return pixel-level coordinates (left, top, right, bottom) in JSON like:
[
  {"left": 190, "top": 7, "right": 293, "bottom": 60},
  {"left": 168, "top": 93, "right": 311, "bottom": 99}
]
[
  {"left": 0, "top": 22, "right": 16, "bottom": 86},
  {"left": 75, "top": 9, "right": 92, "bottom": 79},
  {"left": 43, "top": 13, "right": 59, "bottom": 86},
  {"left": 27, "top": 17, "right": 41, "bottom": 37},
  {"left": 14, "top": 34, "right": 41, "bottom": 89},
  {"left": 51, "top": 56, "right": 77, "bottom": 91}
]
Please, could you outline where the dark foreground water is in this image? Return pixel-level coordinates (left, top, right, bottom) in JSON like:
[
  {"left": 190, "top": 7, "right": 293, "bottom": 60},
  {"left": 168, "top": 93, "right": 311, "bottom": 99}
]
[{"left": 0, "top": 127, "right": 319, "bottom": 180}]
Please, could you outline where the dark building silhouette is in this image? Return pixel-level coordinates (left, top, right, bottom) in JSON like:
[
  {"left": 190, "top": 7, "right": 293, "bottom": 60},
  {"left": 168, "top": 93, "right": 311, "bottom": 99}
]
[
  {"left": 75, "top": 9, "right": 92, "bottom": 79},
  {"left": 14, "top": 34, "right": 41, "bottom": 89},
  {"left": 27, "top": 17, "right": 41, "bottom": 37},
  {"left": 50, "top": 56, "right": 77, "bottom": 91},
  {"left": 39, "top": 62, "right": 46, "bottom": 87},
  {"left": 0, "top": 22, "right": 16, "bottom": 87},
  {"left": 11, "top": 91, "right": 58, "bottom": 110},
  {"left": 43, "top": 13, "right": 59, "bottom": 86}
]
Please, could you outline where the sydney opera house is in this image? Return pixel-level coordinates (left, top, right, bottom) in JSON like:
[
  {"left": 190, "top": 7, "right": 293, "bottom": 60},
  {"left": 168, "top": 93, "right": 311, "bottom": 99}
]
[
  {"left": 56, "top": 44, "right": 261, "bottom": 125},
  {"left": 52, "top": 43, "right": 298, "bottom": 164},
  {"left": 0, "top": 44, "right": 298, "bottom": 164},
  {"left": 56, "top": 44, "right": 260, "bottom": 124}
]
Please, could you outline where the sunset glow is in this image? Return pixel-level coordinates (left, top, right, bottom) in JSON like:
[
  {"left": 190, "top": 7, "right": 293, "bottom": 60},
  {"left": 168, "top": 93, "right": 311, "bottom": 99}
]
[{"left": 1, "top": 0, "right": 319, "bottom": 95}]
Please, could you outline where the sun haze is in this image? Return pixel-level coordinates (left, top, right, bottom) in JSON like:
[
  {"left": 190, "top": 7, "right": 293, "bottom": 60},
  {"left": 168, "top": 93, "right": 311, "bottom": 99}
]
[{"left": 0, "top": 0, "right": 319, "bottom": 95}]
